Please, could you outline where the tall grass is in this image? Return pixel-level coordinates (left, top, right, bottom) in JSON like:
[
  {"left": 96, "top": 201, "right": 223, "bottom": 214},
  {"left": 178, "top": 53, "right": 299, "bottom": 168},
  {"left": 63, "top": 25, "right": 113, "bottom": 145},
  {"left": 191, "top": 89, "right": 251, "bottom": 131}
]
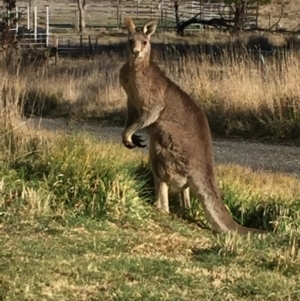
[
  {"left": 1, "top": 111, "right": 300, "bottom": 233},
  {"left": 1, "top": 44, "right": 300, "bottom": 142},
  {"left": 0, "top": 115, "right": 151, "bottom": 224}
]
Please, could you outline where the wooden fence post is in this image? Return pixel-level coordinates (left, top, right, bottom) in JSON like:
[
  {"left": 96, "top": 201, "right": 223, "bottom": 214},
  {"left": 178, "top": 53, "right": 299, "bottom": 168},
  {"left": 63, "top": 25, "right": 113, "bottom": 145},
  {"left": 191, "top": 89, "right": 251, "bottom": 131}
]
[
  {"left": 118, "top": 1, "right": 122, "bottom": 29},
  {"left": 256, "top": 4, "right": 259, "bottom": 29},
  {"left": 95, "top": 36, "right": 98, "bottom": 53},
  {"left": 80, "top": 34, "right": 83, "bottom": 56},
  {"left": 54, "top": 34, "right": 58, "bottom": 66},
  {"left": 117, "top": 0, "right": 120, "bottom": 29},
  {"left": 88, "top": 35, "right": 94, "bottom": 56}
]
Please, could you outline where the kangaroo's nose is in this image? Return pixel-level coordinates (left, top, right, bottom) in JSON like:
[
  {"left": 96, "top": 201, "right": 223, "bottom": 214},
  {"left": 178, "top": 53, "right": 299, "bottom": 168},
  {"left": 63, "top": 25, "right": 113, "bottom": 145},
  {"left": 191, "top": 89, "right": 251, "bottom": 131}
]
[{"left": 132, "top": 49, "right": 140, "bottom": 56}]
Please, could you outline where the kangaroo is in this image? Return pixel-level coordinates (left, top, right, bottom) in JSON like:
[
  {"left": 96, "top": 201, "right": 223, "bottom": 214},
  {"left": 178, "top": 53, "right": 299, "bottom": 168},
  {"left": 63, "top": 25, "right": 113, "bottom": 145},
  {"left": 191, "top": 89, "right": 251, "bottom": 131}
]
[{"left": 119, "top": 17, "right": 266, "bottom": 234}]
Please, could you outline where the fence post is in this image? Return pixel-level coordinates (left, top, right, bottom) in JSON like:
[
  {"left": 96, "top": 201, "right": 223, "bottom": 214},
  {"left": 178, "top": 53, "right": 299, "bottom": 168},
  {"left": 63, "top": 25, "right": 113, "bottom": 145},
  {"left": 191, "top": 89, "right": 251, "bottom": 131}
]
[
  {"left": 46, "top": 5, "right": 49, "bottom": 47},
  {"left": 200, "top": 0, "right": 202, "bottom": 18},
  {"left": 117, "top": 1, "right": 120, "bottom": 29},
  {"left": 158, "top": 0, "right": 162, "bottom": 25},
  {"left": 7, "top": 9, "right": 11, "bottom": 27},
  {"left": 34, "top": 6, "right": 37, "bottom": 43},
  {"left": 95, "top": 36, "right": 98, "bottom": 52},
  {"left": 55, "top": 34, "right": 58, "bottom": 49},
  {"left": 15, "top": 6, "right": 19, "bottom": 32},
  {"left": 88, "top": 35, "right": 94, "bottom": 56},
  {"left": 54, "top": 34, "right": 58, "bottom": 66},
  {"left": 256, "top": 4, "right": 258, "bottom": 29},
  {"left": 27, "top": 5, "right": 30, "bottom": 29},
  {"left": 117, "top": 0, "right": 121, "bottom": 29}
]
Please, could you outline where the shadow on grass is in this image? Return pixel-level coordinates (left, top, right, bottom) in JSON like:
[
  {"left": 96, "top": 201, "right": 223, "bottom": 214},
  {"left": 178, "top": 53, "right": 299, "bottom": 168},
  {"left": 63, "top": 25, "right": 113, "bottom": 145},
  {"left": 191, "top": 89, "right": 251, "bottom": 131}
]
[
  {"left": 191, "top": 246, "right": 235, "bottom": 266},
  {"left": 204, "top": 97, "right": 300, "bottom": 144},
  {"left": 90, "top": 108, "right": 127, "bottom": 126},
  {"left": 21, "top": 90, "right": 68, "bottom": 118},
  {"left": 229, "top": 205, "right": 274, "bottom": 232}
]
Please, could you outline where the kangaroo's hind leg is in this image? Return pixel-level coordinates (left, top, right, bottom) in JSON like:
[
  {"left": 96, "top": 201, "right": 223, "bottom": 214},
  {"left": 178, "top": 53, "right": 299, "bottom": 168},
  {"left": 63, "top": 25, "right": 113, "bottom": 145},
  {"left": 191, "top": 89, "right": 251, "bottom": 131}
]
[
  {"left": 153, "top": 173, "right": 170, "bottom": 213},
  {"left": 180, "top": 187, "right": 191, "bottom": 209}
]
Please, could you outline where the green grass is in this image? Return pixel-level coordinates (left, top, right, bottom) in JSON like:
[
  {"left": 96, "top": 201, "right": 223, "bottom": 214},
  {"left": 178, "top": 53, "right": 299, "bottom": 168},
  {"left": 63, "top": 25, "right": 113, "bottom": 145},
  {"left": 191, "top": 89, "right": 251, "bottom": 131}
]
[
  {"left": 1, "top": 125, "right": 300, "bottom": 300},
  {"left": 1, "top": 218, "right": 300, "bottom": 301}
]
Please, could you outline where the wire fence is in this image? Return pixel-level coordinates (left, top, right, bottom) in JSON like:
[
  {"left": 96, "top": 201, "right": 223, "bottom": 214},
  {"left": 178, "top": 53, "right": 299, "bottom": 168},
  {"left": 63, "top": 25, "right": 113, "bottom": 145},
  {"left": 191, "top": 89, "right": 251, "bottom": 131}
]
[
  {"left": 0, "top": 0, "right": 295, "bottom": 64},
  {"left": 1, "top": 1, "right": 259, "bottom": 40}
]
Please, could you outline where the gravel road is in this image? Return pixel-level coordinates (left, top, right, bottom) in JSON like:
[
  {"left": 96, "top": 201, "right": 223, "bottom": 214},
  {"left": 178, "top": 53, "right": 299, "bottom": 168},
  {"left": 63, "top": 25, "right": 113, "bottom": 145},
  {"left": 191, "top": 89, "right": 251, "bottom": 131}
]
[{"left": 27, "top": 117, "right": 300, "bottom": 178}]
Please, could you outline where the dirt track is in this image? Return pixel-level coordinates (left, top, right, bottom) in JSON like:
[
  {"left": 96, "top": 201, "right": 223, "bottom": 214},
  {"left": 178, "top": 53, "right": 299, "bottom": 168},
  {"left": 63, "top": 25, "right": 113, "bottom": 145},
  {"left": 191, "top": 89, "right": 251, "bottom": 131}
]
[{"left": 27, "top": 117, "right": 300, "bottom": 178}]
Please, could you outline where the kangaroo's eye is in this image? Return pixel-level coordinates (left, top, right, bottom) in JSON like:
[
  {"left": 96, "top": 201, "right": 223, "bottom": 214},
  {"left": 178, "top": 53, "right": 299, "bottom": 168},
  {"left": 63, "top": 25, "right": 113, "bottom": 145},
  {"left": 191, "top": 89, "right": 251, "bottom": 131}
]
[{"left": 143, "top": 41, "right": 147, "bottom": 46}]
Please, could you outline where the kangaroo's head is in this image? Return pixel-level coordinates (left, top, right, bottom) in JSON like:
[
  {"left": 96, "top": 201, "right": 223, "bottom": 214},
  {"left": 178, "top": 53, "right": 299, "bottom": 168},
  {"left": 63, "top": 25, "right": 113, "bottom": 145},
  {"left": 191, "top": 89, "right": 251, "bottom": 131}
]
[{"left": 125, "top": 18, "right": 157, "bottom": 63}]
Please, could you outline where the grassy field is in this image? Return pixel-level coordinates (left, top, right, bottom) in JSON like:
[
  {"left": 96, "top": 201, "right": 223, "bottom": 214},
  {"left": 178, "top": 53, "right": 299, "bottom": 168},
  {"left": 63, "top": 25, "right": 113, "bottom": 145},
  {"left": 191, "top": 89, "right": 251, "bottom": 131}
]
[
  {"left": 1, "top": 15, "right": 300, "bottom": 298},
  {"left": 1, "top": 116, "right": 300, "bottom": 300}
]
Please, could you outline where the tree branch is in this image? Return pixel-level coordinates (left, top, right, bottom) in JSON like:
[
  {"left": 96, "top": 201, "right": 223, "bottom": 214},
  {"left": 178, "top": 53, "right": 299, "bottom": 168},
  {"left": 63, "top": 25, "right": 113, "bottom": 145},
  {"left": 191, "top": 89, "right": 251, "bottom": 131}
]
[
  {"left": 268, "top": 4, "right": 284, "bottom": 31},
  {"left": 176, "top": 7, "right": 237, "bottom": 36},
  {"left": 174, "top": 1, "right": 295, "bottom": 37}
]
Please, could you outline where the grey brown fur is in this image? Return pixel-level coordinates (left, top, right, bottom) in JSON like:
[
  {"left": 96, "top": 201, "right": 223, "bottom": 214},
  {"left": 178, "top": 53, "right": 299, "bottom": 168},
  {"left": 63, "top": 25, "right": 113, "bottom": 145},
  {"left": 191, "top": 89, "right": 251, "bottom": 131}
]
[{"left": 119, "top": 17, "right": 266, "bottom": 234}]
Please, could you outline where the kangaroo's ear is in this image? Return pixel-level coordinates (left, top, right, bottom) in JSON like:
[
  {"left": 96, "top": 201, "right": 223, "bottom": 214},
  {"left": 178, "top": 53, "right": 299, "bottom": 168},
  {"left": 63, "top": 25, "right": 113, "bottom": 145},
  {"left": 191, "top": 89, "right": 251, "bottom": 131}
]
[
  {"left": 142, "top": 20, "right": 157, "bottom": 38},
  {"left": 125, "top": 17, "right": 136, "bottom": 34}
]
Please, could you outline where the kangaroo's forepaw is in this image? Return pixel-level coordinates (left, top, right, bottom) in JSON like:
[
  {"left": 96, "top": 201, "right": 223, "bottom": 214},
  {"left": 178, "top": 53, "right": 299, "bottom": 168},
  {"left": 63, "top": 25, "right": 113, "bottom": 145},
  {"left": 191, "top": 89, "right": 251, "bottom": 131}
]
[
  {"left": 123, "top": 140, "right": 136, "bottom": 149},
  {"left": 132, "top": 134, "right": 147, "bottom": 148},
  {"left": 122, "top": 132, "right": 135, "bottom": 149}
]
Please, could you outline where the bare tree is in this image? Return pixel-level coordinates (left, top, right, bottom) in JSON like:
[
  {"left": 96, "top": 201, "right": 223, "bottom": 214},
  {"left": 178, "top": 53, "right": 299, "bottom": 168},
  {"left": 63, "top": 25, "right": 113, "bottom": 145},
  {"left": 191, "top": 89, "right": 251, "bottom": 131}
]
[
  {"left": 76, "top": 0, "right": 87, "bottom": 33},
  {"left": 224, "top": 0, "right": 271, "bottom": 34},
  {"left": 174, "top": 0, "right": 286, "bottom": 36},
  {"left": 1, "top": 0, "right": 19, "bottom": 49}
]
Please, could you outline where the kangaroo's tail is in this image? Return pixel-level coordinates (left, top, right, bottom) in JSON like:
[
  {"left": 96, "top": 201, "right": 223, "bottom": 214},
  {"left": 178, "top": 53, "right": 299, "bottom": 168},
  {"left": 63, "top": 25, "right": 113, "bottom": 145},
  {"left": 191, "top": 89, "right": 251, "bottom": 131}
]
[{"left": 188, "top": 172, "right": 267, "bottom": 235}]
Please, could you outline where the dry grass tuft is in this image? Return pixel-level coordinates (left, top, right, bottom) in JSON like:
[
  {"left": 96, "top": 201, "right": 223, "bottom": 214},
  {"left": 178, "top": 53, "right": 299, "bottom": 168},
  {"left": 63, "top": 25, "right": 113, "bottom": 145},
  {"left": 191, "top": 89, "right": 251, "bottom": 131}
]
[{"left": 216, "top": 164, "right": 300, "bottom": 203}]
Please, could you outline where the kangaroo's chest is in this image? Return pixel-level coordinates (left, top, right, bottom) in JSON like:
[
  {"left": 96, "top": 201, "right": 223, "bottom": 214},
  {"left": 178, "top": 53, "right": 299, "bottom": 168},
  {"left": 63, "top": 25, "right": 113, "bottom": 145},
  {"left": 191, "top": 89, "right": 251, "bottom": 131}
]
[
  {"left": 121, "top": 64, "right": 166, "bottom": 114},
  {"left": 128, "top": 75, "right": 156, "bottom": 112}
]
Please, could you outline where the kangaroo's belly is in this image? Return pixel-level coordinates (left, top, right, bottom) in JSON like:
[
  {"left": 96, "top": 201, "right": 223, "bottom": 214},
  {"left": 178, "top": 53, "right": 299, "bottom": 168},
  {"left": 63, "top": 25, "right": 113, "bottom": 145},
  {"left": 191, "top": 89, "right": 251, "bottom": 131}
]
[{"left": 148, "top": 129, "right": 189, "bottom": 191}]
